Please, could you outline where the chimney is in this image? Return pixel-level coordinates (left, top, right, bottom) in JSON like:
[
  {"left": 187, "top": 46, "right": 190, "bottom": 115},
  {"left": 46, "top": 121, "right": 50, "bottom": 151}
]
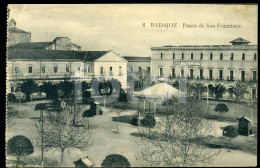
[{"left": 78, "top": 46, "right": 81, "bottom": 51}]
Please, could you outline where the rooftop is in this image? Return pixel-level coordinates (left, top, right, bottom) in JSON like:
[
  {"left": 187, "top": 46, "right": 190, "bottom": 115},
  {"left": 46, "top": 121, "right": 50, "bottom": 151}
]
[
  {"left": 152, "top": 38, "right": 257, "bottom": 49},
  {"left": 9, "top": 42, "right": 53, "bottom": 49},
  {"left": 123, "top": 56, "right": 151, "bottom": 62},
  {"left": 7, "top": 48, "right": 110, "bottom": 61},
  {"left": 230, "top": 37, "right": 251, "bottom": 44},
  {"left": 8, "top": 27, "right": 31, "bottom": 34}
]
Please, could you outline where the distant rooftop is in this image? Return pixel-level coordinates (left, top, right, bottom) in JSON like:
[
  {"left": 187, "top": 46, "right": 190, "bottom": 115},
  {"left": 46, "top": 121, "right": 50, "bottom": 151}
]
[
  {"left": 123, "top": 56, "right": 151, "bottom": 62},
  {"left": 7, "top": 48, "right": 110, "bottom": 62},
  {"left": 9, "top": 42, "right": 52, "bottom": 49},
  {"left": 230, "top": 37, "right": 251, "bottom": 44},
  {"left": 152, "top": 37, "right": 256, "bottom": 49},
  {"left": 8, "top": 27, "right": 31, "bottom": 34}
]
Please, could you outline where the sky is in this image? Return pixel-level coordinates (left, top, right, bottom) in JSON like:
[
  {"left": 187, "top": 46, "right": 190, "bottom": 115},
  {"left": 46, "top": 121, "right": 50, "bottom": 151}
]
[{"left": 8, "top": 4, "right": 258, "bottom": 56}]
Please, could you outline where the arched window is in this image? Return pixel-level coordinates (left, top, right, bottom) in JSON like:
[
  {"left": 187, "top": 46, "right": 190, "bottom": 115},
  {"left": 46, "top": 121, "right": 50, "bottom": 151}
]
[
  {"left": 210, "top": 53, "right": 213, "bottom": 60},
  {"left": 160, "top": 53, "right": 163, "bottom": 59},
  {"left": 191, "top": 53, "right": 193, "bottom": 60},
  {"left": 172, "top": 53, "right": 175, "bottom": 59}
]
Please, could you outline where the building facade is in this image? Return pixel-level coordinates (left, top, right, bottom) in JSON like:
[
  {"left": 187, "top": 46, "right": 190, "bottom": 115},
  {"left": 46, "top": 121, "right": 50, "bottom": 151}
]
[
  {"left": 7, "top": 19, "right": 31, "bottom": 46},
  {"left": 150, "top": 38, "right": 258, "bottom": 99}
]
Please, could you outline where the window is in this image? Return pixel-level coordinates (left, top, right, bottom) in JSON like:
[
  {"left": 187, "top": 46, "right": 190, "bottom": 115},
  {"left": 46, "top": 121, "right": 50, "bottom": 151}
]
[
  {"left": 230, "top": 70, "right": 234, "bottom": 81},
  {"left": 171, "top": 68, "right": 175, "bottom": 78},
  {"left": 15, "top": 66, "right": 19, "bottom": 73},
  {"left": 77, "top": 66, "right": 81, "bottom": 72},
  {"left": 11, "top": 86, "right": 14, "bottom": 92},
  {"left": 182, "top": 53, "right": 184, "bottom": 60},
  {"left": 54, "top": 66, "right": 58, "bottom": 73},
  {"left": 241, "top": 70, "right": 245, "bottom": 81},
  {"left": 219, "top": 70, "right": 223, "bottom": 80},
  {"left": 29, "top": 65, "right": 32, "bottom": 73},
  {"left": 119, "top": 66, "right": 122, "bottom": 76},
  {"left": 200, "top": 69, "right": 203, "bottom": 79},
  {"left": 191, "top": 53, "right": 193, "bottom": 60},
  {"left": 252, "top": 89, "right": 256, "bottom": 99},
  {"left": 220, "top": 53, "right": 223, "bottom": 60},
  {"left": 200, "top": 53, "right": 203, "bottom": 60},
  {"left": 172, "top": 53, "right": 175, "bottom": 59},
  {"left": 42, "top": 66, "right": 45, "bottom": 73},
  {"left": 85, "top": 65, "right": 90, "bottom": 73},
  {"left": 159, "top": 67, "right": 163, "bottom": 77},
  {"left": 130, "top": 66, "right": 134, "bottom": 73},
  {"left": 210, "top": 53, "right": 213, "bottom": 60},
  {"left": 66, "top": 65, "right": 70, "bottom": 73},
  {"left": 181, "top": 68, "right": 185, "bottom": 77},
  {"left": 242, "top": 53, "right": 245, "bottom": 60},
  {"left": 100, "top": 67, "right": 103, "bottom": 74},
  {"left": 160, "top": 53, "right": 163, "bottom": 59},
  {"left": 109, "top": 66, "right": 113, "bottom": 75},
  {"left": 231, "top": 53, "right": 234, "bottom": 60},
  {"left": 138, "top": 67, "right": 142, "bottom": 71},
  {"left": 147, "top": 67, "right": 150, "bottom": 73},
  {"left": 190, "top": 69, "right": 194, "bottom": 79},
  {"left": 252, "top": 71, "right": 257, "bottom": 81},
  {"left": 254, "top": 53, "right": 257, "bottom": 61},
  {"left": 209, "top": 69, "right": 213, "bottom": 80}
]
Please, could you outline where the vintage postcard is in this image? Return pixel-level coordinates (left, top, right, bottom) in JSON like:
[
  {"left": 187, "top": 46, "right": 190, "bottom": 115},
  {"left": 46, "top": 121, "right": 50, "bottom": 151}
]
[{"left": 6, "top": 4, "right": 257, "bottom": 167}]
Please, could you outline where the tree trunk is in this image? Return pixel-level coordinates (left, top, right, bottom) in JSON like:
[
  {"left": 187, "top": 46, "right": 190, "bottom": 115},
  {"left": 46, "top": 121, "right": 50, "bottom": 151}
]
[
  {"left": 61, "top": 149, "right": 65, "bottom": 165},
  {"left": 41, "top": 110, "right": 44, "bottom": 166},
  {"left": 117, "top": 113, "right": 119, "bottom": 133},
  {"left": 149, "top": 127, "right": 151, "bottom": 138},
  {"left": 87, "top": 117, "right": 90, "bottom": 129},
  {"left": 228, "top": 137, "right": 231, "bottom": 152}
]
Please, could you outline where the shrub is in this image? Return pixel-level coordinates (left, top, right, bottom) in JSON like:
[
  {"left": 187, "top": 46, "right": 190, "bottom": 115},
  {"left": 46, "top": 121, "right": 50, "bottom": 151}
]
[
  {"left": 141, "top": 115, "right": 156, "bottom": 138},
  {"left": 101, "top": 154, "right": 131, "bottom": 167},
  {"left": 7, "top": 135, "right": 34, "bottom": 164},
  {"left": 223, "top": 125, "right": 238, "bottom": 152},
  {"left": 214, "top": 103, "right": 229, "bottom": 116},
  {"left": 131, "top": 115, "right": 138, "bottom": 126},
  {"left": 7, "top": 93, "right": 16, "bottom": 102},
  {"left": 141, "top": 115, "right": 156, "bottom": 128},
  {"left": 34, "top": 103, "right": 47, "bottom": 110}
]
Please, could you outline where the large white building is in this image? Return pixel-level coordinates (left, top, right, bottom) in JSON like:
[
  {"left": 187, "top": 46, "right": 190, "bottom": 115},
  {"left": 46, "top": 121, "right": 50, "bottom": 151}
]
[{"left": 150, "top": 37, "right": 258, "bottom": 99}]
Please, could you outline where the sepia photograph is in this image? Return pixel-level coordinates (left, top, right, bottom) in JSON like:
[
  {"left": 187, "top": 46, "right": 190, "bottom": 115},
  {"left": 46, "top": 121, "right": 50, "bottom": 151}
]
[{"left": 6, "top": 4, "right": 257, "bottom": 167}]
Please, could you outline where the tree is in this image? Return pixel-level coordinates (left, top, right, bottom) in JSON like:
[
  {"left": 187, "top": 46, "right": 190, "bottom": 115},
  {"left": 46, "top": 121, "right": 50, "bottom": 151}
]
[
  {"left": 57, "top": 80, "right": 75, "bottom": 99},
  {"left": 212, "top": 84, "right": 226, "bottom": 100},
  {"left": 101, "top": 154, "right": 131, "bottom": 167},
  {"left": 223, "top": 125, "right": 238, "bottom": 152},
  {"left": 141, "top": 115, "right": 156, "bottom": 138},
  {"left": 135, "top": 69, "right": 150, "bottom": 91},
  {"left": 82, "top": 107, "right": 96, "bottom": 129},
  {"left": 112, "top": 101, "right": 125, "bottom": 134},
  {"left": 119, "top": 88, "right": 127, "bottom": 105},
  {"left": 19, "top": 79, "right": 38, "bottom": 101},
  {"left": 186, "top": 83, "right": 207, "bottom": 100},
  {"left": 214, "top": 103, "right": 229, "bottom": 116},
  {"left": 40, "top": 109, "right": 92, "bottom": 165},
  {"left": 137, "top": 97, "right": 218, "bottom": 167},
  {"left": 34, "top": 103, "right": 47, "bottom": 166},
  {"left": 229, "top": 82, "right": 249, "bottom": 117},
  {"left": 39, "top": 82, "right": 59, "bottom": 102},
  {"left": 7, "top": 135, "right": 34, "bottom": 165},
  {"left": 229, "top": 82, "right": 249, "bottom": 103}
]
